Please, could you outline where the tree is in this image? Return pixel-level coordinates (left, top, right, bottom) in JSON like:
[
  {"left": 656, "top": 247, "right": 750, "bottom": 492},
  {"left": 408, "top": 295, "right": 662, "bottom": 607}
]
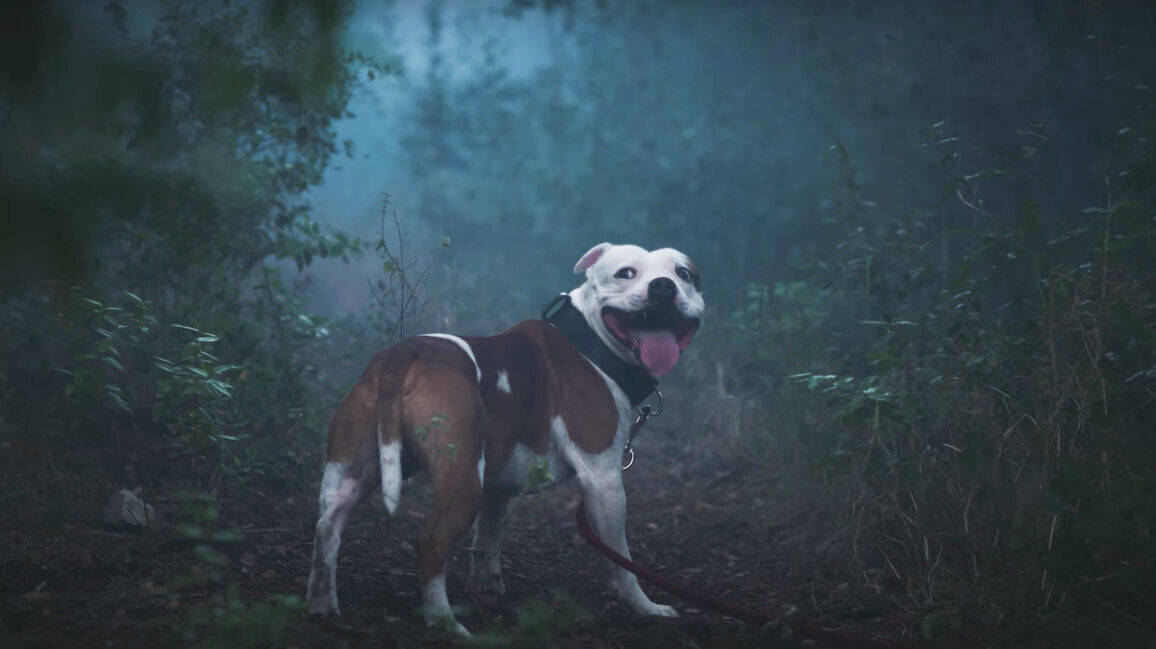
[{"left": 0, "top": 0, "right": 392, "bottom": 462}]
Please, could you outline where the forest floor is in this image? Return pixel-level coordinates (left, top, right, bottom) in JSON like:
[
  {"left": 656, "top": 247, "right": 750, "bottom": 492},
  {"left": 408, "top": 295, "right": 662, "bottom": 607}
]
[{"left": 1, "top": 394, "right": 922, "bottom": 649}]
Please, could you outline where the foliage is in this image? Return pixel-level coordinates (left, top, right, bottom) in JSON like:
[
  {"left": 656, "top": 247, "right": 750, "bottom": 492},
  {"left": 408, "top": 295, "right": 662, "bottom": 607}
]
[
  {"left": 0, "top": 8, "right": 390, "bottom": 642},
  {"left": 470, "top": 591, "right": 588, "bottom": 649},
  {"left": 50, "top": 290, "right": 241, "bottom": 450},
  {"left": 0, "top": 0, "right": 391, "bottom": 484},
  {"left": 160, "top": 492, "right": 304, "bottom": 649},
  {"left": 714, "top": 105, "right": 1156, "bottom": 645},
  {"left": 369, "top": 195, "right": 448, "bottom": 343},
  {"left": 2, "top": 2, "right": 1155, "bottom": 647}
]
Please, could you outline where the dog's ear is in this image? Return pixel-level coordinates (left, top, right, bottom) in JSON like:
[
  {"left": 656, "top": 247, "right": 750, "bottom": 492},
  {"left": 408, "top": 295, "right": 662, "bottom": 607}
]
[{"left": 573, "top": 242, "right": 613, "bottom": 274}]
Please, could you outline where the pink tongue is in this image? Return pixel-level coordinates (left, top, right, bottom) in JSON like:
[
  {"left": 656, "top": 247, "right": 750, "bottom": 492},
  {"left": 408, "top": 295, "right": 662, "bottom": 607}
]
[{"left": 636, "top": 330, "right": 680, "bottom": 378}]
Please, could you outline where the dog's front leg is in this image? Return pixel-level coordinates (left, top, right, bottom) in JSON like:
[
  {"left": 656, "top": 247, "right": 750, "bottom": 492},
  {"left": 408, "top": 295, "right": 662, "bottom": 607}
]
[{"left": 578, "top": 468, "right": 677, "bottom": 617}]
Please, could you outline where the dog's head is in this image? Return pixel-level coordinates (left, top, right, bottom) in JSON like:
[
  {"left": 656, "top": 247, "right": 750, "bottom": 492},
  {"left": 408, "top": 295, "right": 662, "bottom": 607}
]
[{"left": 569, "top": 242, "right": 703, "bottom": 378}]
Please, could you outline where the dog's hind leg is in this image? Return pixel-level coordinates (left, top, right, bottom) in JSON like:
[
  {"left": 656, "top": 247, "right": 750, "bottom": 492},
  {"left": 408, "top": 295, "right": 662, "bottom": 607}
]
[
  {"left": 306, "top": 461, "right": 370, "bottom": 616},
  {"left": 407, "top": 391, "right": 486, "bottom": 636},
  {"left": 306, "top": 382, "right": 379, "bottom": 616},
  {"left": 468, "top": 486, "right": 512, "bottom": 596}
]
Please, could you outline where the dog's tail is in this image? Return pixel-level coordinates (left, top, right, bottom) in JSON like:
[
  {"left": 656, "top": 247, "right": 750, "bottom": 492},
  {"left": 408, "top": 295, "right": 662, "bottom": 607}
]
[{"left": 376, "top": 390, "right": 404, "bottom": 516}]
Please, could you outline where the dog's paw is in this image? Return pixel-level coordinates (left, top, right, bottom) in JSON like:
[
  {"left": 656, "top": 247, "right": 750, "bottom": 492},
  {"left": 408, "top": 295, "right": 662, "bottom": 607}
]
[
  {"left": 427, "top": 615, "right": 471, "bottom": 638},
  {"left": 306, "top": 597, "right": 339, "bottom": 618},
  {"left": 630, "top": 600, "right": 678, "bottom": 617},
  {"left": 467, "top": 569, "right": 506, "bottom": 597}
]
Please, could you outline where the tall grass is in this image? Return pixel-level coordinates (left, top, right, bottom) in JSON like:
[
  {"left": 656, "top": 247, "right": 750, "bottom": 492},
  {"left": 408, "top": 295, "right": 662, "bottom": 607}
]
[{"left": 706, "top": 117, "right": 1156, "bottom": 646}]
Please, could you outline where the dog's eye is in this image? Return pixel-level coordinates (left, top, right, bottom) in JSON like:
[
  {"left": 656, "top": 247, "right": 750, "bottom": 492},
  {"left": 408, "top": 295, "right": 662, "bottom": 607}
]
[
  {"left": 614, "top": 267, "right": 636, "bottom": 280},
  {"left": 676, "top": 267, "right": 694, "bottom": 283}
]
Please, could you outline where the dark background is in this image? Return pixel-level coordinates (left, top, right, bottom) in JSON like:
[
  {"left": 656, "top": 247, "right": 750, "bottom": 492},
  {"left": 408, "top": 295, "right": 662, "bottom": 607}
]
[{"left": 2, "top": 1, "right": 1154, "bottom": 647}]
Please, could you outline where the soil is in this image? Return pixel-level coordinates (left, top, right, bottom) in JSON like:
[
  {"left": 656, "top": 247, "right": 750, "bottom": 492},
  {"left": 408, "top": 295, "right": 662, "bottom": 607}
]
[{"left": 1, "top": 401, "right": 921, "bottom": 649}]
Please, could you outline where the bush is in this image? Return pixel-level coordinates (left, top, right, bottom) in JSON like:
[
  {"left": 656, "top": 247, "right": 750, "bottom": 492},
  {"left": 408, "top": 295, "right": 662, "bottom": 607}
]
[{"left": 714, "top": 118, "right": 1156, "bottom": 646}]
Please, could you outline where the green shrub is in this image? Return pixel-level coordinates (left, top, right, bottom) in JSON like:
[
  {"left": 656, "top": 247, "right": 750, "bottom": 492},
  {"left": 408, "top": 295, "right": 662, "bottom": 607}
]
[{"left": 715, "top": 119, "right": 1156, "bottom": 645}]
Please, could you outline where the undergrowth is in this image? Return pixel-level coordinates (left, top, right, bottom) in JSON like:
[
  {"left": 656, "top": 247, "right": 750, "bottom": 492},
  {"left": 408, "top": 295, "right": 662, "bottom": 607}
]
[{"left": 704, "top": 107, "right": 1155, "bottom": 647}]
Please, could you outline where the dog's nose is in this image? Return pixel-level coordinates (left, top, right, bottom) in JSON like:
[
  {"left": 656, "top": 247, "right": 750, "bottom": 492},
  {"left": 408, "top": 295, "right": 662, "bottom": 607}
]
[{"left": 648, "top": 277, "right": 677, "bottom": 303}]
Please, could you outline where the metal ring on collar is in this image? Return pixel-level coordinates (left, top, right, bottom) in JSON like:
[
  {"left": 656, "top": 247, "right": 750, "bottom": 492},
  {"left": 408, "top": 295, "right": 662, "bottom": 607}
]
[{"left": 641, "top": 389, "right": 664, "bottom": 417}]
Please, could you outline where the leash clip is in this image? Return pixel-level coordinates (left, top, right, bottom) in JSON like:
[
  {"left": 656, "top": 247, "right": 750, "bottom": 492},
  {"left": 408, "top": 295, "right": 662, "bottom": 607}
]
[{"left": 623, "top": 389, "right": 663, "bottom": 471}]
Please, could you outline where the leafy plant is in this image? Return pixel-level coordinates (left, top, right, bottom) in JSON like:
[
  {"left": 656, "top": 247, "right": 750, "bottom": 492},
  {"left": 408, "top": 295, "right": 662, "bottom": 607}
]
[
  {"left": 160, "top": 492, "right": 304, "bottom": 649},
  {"left": 716, "top": 113, "right": 1156, "bottom": 646},
  {"left": 470, "top": 591, "right": 588, "bottom": 649}
]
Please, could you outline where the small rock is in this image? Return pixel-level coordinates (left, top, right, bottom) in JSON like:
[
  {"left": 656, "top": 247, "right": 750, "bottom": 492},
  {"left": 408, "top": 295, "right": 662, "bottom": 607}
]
[{"left": 102, "top": 489, "right": 157, "bottom": 528}]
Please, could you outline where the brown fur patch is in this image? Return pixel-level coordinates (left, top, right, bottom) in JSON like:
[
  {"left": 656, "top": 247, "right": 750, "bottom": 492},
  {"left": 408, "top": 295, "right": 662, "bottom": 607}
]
[{"left": 467, "top": 320, "right": 619, "bottom": 456}]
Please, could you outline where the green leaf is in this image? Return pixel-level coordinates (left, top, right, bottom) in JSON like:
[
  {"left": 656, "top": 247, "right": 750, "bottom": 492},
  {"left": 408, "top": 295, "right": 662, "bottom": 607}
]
[
  {"left": 107, "top": 391, "right": 131, "bottom": 412},
  {"left": 208, "top": 530, "right": 243, "bottom": 543},
  {"left": 175, "top": 524, "right": 206, "bottom": 540},
  {"left": 193, "top": 544, "right": 229, "bottom": 566}
]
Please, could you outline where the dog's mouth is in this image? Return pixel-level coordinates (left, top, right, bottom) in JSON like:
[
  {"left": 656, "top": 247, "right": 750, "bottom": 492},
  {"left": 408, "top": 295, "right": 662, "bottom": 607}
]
[{"left": 601, "top": 305, "right": 700, "bottom": 378}]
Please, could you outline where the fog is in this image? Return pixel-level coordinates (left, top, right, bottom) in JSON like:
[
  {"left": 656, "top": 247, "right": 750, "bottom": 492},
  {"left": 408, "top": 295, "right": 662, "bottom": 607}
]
[
  {"left": 304, "top": 0, "right": 1145, "bottom": 328},
  {"left": 3, "top": 2, "right": 1153, "bottom": 646}
]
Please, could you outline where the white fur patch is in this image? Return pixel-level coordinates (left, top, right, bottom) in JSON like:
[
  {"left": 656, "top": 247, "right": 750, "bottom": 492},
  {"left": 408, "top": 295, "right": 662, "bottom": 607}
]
[
  {"left": 378, "top": 439, "right": 401, "bottom": 515},
  {"left": 423, "top": 573, "right": 451, "bottom": 615},
  {"left": 477, "top": 440, "right": 486, "bottom": 486},
  {"left": 422, "top": 573, "right": 468, "bottom": 635},
  {"left": 549, "top": 361, "right": 676, "bottom": 617},
  {"left": 421, "top": 333, "right": 481, "bottom": 382},
  {"left": 495, "top": 369, "right": 511, "bottom": 394},
  {"left": 319, "top": 462, "right": 353, "bottom": 519}
]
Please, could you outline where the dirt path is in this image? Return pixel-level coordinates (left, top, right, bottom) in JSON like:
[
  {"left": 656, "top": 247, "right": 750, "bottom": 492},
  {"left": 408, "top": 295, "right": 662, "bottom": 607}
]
[{"left": 2, "top": 407, "right": 917, "bottom": 648}]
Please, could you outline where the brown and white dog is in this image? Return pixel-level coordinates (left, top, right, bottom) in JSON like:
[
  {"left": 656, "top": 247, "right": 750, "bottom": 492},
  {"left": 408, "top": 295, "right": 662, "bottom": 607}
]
[{"left": 305, "top": 243, "right": 704, "bottom": 635}]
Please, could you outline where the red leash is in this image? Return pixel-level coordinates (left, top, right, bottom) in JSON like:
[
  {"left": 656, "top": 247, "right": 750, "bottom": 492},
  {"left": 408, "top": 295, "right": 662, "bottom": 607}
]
[{"left": 575, "top": 505, "right": 929, "bottom": 649}]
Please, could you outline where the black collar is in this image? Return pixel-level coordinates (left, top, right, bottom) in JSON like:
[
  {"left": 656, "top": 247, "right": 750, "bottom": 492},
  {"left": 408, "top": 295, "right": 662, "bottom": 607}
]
[{"left": 541, "top": 293, "right": 657, "bottom": 408}]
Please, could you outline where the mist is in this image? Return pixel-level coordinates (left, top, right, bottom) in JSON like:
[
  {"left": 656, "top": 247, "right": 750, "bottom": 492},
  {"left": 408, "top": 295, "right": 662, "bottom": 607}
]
[
  {"left": 2, "top": 1, "right": 1153, "bottom": 647},
  {"left": 305, "top": 1, "right": 1143, "bottom": 327}
]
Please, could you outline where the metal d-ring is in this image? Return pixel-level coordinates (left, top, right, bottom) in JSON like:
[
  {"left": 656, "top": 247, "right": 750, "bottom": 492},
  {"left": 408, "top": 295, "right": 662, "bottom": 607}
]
[
  {"left": 632, "top": 390, "right": 664, "bottom": 428},
  {"left": 647, "top": 389, "right": 664, "bottom": 417}
]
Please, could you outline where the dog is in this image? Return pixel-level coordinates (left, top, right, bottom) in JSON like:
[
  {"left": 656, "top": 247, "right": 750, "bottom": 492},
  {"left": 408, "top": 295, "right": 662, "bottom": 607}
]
[{"left": 305, "top": 242, "right": 704, "bottom": 635}]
